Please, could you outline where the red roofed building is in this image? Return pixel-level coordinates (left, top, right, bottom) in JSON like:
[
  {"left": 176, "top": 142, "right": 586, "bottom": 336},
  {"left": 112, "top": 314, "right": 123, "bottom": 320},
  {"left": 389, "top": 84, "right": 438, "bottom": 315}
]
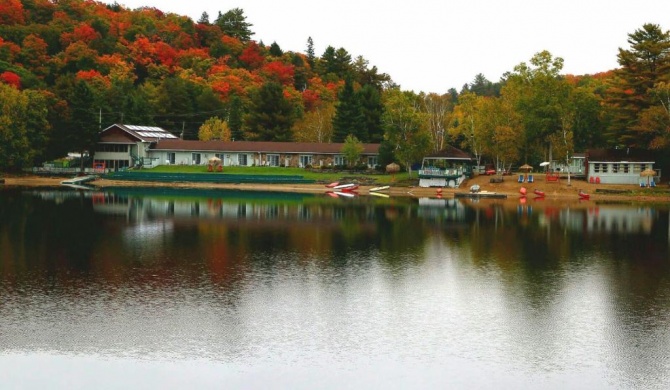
[{"left": 95, "top": 124, "right": 381, "bottom": 171}]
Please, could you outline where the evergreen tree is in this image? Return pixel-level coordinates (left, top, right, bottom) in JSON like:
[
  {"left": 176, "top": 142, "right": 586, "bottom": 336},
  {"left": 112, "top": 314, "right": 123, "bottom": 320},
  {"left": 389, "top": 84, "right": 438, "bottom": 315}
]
[
  {"left": 332, "top": 78, "right": 364, "bottom": 142},
  {"left": 269, "top": 41, "right": 283, "bottom": 57},
  {"left": 246, "top": 82, "right": 295, "bottom": 141},
  {"left": 197, "top": 11, "right": 210, "bottom": 24},
  {"left": 607, "top": 23, "right": 670, "bottom": 147},
  {"left": 357, "top": 84, "right": 384, "bottom": 143},
  {"left": 228, "top": 94, "right": 244, "bottom": 141},
  {"left": 306, "top": 37, "right": 315, "bottom": 68},
  {"left": 67, "top": 80, "right": 100, "bottom": 171},
  {"left": 292, "top": 54, "right": 308, "bottom": 91},
  {"left": 215, "top": 8, "right": 253, "bottom": 42}
]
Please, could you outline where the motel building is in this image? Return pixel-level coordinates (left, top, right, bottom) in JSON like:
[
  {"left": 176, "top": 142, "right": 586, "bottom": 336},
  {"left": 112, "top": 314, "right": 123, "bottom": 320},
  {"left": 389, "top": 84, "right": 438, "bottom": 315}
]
[{"left": 94, "top": 124, "right": 381, "bottom": 171}]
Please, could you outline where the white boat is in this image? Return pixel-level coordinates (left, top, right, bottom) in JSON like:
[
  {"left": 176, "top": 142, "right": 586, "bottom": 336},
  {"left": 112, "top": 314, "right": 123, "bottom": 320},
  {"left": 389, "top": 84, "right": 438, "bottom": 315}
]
[
  {"left": 369, "top": 185, "right": 390, "bottom": 192},
  {"left": 333, "top": 183, "right": 355, "bottom": 190}
]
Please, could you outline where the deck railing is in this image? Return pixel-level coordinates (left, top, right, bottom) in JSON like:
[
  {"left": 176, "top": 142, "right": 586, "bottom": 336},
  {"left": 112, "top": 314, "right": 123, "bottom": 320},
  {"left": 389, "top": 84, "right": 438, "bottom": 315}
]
[{"left": 419, "top": 168, "right": 466, "bottom": 177}]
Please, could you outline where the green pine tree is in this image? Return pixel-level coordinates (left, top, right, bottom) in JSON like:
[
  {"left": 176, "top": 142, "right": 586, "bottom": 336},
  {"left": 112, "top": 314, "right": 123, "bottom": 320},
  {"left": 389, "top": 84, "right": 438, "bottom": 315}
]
[
  {"left": 246, "top": 82, "right": 295, "bottom": 141},
  {"left": 332, "top": 78, "right": 364, "bottom": 142}
]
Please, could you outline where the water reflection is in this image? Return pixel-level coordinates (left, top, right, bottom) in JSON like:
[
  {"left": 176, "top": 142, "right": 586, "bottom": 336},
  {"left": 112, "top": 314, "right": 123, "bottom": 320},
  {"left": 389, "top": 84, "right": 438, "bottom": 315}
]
[{"left": 1, "top": 188, "right": 670, "bottom": 388}]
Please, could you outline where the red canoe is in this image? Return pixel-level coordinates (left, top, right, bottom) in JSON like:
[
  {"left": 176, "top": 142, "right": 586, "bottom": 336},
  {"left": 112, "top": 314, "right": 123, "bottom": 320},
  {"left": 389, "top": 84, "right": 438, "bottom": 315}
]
[
  {"left": 579, "top": 191, "right": 590, "bottom": 200},
  {"left": 534, "top": 189, "right": 545, "bottom": 197}
]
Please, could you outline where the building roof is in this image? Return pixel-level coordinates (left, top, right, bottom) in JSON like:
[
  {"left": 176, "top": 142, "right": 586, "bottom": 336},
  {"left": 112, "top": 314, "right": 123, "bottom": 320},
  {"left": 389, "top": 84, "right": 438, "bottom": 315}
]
[
  {"left": 150, "top": 140, "right": 381, "bottom": 154},
  {"left": 101, "top": 124, "right": 178, "bottom": 142},
  {"left": 422, "top": 145, "right": 473, "bottom": 160},
  {"left": 586, "top": 148, "right": 654, "bottom": 163}
]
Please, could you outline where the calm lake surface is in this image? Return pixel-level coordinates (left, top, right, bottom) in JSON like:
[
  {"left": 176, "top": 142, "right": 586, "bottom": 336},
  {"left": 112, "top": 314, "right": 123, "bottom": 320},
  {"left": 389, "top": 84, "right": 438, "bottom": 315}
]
[{"left": 1, "top": 187, "right": 669, "bottom": 389}]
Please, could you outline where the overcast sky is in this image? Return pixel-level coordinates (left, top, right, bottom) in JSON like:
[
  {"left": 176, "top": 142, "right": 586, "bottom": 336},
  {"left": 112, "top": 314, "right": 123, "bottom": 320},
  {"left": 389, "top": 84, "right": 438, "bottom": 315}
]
[{"left": 103, "top": 0, "right": 667, "bottom": 93}]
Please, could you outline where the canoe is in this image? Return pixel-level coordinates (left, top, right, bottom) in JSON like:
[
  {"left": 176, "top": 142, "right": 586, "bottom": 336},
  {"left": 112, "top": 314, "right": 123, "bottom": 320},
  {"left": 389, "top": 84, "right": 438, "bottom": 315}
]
[
  {"left": 369, "top": 185, "right": 390, "bottom": 192},
  {"left": 342, "top": 185, "right": 359, "bottom": 192},
  {"left": 333, "top": 183, "right": 355, "bottom": 190},
  {"left": 325, "top": 182, "right": 340, "bottom": 188},
  {"left": 533, "top": 189, "right": 545, "bottom": 197},
  {"left": 579, "top": 191, "right": 590, "bottom": 200}
]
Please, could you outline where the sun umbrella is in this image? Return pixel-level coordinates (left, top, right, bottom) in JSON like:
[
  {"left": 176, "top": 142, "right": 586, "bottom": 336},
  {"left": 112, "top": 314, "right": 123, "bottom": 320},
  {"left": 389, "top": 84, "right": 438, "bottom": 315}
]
[
  {"left": 640, "top": 168, "right": 656, "bottom": 186},
  {"left": 519, "top": 164, "right": 533, "bottom": 172},
  {"left": 386, "top": 163, "right": 400, "bottom": 174}
]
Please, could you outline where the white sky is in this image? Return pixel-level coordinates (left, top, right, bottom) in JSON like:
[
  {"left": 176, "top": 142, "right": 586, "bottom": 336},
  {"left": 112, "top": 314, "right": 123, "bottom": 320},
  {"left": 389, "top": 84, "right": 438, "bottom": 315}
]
[{"left": 103, "top": 0, "right": 668, "bottom": 93}]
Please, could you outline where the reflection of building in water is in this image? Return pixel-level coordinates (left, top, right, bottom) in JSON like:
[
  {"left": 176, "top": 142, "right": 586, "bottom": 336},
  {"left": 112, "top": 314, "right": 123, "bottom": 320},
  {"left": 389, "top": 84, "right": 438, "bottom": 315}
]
[
  {"left": 417, "top": 198, "right": 467, "bottom": 223},
  {"left": 560, "top": 206, "right": 655, "bottom": 234},
  {"left": 89, "top": 192, "right": 389, "bottom": 229}
]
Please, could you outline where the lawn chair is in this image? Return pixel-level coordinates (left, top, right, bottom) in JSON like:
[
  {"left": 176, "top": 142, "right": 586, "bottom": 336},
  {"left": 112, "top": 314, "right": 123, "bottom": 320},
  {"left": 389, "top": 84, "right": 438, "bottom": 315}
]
[
  {"left": 650, "top": 180, "right": 656, "bottom": 187},
  {"left": 528, "top": 175, "right": 534, "bottom": 183},
  {"left": 518, "top": 174, "right": 524, "bottom": 183}
]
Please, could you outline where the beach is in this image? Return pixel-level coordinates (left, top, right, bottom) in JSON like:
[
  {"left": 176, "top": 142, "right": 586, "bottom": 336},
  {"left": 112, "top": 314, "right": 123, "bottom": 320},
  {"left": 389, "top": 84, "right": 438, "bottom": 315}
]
[{"left": 1, "top": 173, "right": 668, "bottom": 202}]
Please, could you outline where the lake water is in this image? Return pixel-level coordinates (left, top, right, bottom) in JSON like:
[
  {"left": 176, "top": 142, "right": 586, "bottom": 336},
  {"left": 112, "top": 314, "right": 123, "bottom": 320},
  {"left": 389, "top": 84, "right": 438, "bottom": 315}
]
[{"left": 1, "top": 187, "right": 669, "bottom": 389}]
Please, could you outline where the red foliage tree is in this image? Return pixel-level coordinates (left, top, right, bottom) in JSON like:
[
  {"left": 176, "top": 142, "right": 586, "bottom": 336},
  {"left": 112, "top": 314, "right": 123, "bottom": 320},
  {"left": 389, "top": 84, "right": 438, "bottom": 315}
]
[
  {"left": 239, "top": 41, "right": 264, "bottom": 69},
  {"left": 262, "top": 61, "right": 294, "bottom": 85},
  {"left": 0, "top": 71, "right": 21, "bottom": 88},
  {"left": 0, "top": 37, "right": 21, "bottom": 62},
  {"left": 302, "top": 89, "right": 321, "bottom": 111},
  {"left": 0, "top": 0, "right": 25, "bottom": 25}
]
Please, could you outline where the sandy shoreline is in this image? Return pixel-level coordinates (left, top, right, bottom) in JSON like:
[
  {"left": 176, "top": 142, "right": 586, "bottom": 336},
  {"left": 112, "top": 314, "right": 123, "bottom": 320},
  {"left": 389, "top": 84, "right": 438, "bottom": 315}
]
[{"left": 2, "top": 174, "right": 668, "bottom": 203}]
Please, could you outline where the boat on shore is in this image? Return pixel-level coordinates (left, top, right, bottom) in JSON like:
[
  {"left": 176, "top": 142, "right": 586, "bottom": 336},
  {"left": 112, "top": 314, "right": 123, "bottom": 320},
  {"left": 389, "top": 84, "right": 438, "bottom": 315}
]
[
  {"left": 534, "top": 189, "right": 545, "bottom": 197},
  {"left": 342, "top": 184, "right": 359, "bottom": 192},
  {"left": 325, "top": 182, "right": 340, "bottom": 188},
  {"left": 369, "top": 185, "right": 390, "bottom": 192},
  {"left": 579, "top": 190, "right": 590, "bottom": 200},
  {"left": 333, "top": 183, "right": 355, "bottom": 190}
]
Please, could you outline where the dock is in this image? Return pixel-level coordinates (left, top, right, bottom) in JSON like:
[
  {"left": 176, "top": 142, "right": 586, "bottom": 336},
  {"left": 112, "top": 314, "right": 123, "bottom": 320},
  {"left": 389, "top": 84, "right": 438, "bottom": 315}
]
[{"left": 60, "top": 175, "right": 98, "bottom": 186}]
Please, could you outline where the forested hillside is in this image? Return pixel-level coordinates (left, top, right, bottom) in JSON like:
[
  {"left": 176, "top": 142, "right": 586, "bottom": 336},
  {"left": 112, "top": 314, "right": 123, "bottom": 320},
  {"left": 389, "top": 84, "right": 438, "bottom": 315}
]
[{"left": 1, "top": 0, "right": 669, "bottom": 172}]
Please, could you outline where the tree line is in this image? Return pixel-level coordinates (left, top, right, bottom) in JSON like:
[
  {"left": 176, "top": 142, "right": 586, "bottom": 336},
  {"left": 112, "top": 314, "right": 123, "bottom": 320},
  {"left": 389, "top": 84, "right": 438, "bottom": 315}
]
[{"left": 0, "top": 1, "right": 669, "bottom": 173}]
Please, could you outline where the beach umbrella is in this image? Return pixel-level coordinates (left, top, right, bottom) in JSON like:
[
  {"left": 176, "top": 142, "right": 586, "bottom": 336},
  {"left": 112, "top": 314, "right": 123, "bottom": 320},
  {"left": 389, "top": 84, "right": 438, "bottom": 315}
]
[
  {"left": 386, "top": 163, "right": 400, "bottom": 174},
  {"left": 208, "top": 156, "right": 222, "bottom": 164},
  {"left": 640, "top": 168, "right": 656, "bottom": 186},
  {"left": 519, "top": 164, "right": 533, "bottom": 172}
]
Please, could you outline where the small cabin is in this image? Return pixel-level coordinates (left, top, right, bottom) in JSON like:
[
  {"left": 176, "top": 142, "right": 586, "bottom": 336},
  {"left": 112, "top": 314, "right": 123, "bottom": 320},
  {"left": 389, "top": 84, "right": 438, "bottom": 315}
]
[{"left": 585, "top": 149, "right": 658, "bottom": 185}]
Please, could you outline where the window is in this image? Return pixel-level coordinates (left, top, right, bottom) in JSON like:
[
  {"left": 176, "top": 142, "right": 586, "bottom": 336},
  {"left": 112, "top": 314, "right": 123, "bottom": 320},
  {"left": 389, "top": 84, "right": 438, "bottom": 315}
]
[
  {"left": 299, "top": 155, "right": 312, "bottom": 168},
  {"left": 168, "top": 153, "right": 175, "bottom": 164},
  {"left": 267, "top": 154, "right": 280, "bottom": 167},
  {"left": 602, "top": 164, "right": 609, "bottom": 173},
  {"left": 368, "top": 156, "right": 378, "bottom": 168},
  {"left": 192, "top": 153, "right": 201, "bottom": 165},
  {"left": 238, "top": 154, "right": 248, "bottom": 166},
  {"left": 594, "top": 163, "right": 600, "bottom": 173},
  {"left": 623, "top": 164, "right": 629, "bottom": 173},
  {"left": 96, "top": 144, "right": 129, "bottom": 153},
  {"left": 612, "top": 163, "right": 619, "bottom": 173},
  {"left": 334, "top": 155, "right": 347, "bottom": 166}
]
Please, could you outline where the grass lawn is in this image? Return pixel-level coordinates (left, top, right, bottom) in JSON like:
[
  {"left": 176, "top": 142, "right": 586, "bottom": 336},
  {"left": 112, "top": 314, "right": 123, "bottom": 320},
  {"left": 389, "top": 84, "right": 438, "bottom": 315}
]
[{"left": 147, "top": 165, "right": 412, "bottom": 185}]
